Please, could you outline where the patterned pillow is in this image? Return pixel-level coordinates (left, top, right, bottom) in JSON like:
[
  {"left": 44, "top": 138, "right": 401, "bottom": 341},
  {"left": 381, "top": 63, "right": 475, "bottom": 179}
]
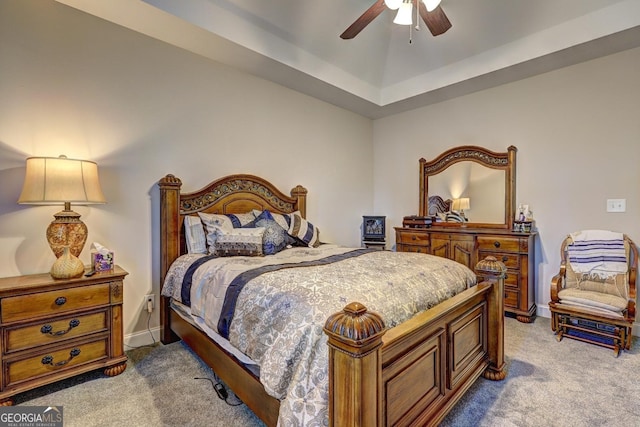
[
  {"left": 184, "top": 215, "right": 207, "bottom": 254},
  {"left": 213, "top": 227, "right": 265, "bottom": 257},
  {"left": 245, "top": 210, "right": 292, "bottom": 255},
  {"left": 252, "top": 209, "right": 292, "bottom": 231},
  {"left": 288, "top": 211, "right": 320, "bottom": 248},
  {"left": 198, "top": 212, "right": 257, "bottom": 254}
]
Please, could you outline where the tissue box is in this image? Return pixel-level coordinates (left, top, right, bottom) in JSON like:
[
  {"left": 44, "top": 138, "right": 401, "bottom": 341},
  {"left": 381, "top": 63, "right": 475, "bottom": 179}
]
[{"left": 91, "top": 251, "right": 114, "bottom": 272}]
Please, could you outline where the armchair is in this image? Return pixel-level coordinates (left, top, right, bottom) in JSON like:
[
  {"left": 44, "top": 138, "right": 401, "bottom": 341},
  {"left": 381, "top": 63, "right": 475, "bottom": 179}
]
[{"left": 549, "top": 231, "right": 637, "bottom": 356}]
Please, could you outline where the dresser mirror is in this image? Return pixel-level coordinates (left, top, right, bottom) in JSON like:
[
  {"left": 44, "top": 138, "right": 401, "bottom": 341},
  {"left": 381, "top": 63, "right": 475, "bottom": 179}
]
[{"left": 419, "top": 146, "right": 516, "bottom": 229}]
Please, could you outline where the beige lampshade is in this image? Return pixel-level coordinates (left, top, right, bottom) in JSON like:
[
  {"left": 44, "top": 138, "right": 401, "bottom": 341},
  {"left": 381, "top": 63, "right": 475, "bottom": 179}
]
[
  {"left": 452, "top": 198, "right": 470, "bottom": 211},
  {"left": 18, "top": 156, "right": 106, "bottom": 205},
  {"left": 18, "top": 155, "right": 106, "bottom": 278}
]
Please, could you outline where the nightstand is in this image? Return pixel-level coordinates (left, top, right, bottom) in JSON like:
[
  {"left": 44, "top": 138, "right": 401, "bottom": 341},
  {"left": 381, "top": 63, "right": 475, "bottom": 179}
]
[{"left": 0, "top": 266, "right": 128, "bottom": 405}]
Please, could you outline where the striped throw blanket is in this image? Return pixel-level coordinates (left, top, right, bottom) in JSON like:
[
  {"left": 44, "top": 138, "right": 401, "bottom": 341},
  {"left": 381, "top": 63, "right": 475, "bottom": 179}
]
[{"left": 568, "top": 230, "right": 627, "bottom": 278}]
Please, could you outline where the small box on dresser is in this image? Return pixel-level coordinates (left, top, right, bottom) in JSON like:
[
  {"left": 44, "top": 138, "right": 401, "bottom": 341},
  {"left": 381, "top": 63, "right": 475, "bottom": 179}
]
[{"left": 0, "top": 266, "right": 128, "bottom": 405}]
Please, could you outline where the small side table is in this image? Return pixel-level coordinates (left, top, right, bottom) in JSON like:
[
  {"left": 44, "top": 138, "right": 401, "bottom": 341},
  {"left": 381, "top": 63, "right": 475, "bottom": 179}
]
[{"left": 0, "top": 266, "right": 128, "bottom": 405}]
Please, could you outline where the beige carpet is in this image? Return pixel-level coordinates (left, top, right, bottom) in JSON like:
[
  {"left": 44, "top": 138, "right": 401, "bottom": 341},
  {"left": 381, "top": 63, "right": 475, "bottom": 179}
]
[{"left": 17, "top": 317, "right": 640, "bottom": 426}]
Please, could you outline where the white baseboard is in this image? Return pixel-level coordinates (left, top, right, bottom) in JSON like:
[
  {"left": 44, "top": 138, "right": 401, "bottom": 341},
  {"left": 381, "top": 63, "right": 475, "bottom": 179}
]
[
  {"left": 536, "top": 303, "right": 639, "bottom": 337},
  {"left": 124, "top": 327, "right": 162, "bottom": 350}
]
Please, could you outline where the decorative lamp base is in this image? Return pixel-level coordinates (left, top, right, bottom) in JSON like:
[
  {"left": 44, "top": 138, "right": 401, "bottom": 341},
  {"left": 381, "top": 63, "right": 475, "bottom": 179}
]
[
  {"left": 46, "top": 206, "right": 88, "bottom": 258},
  {"left": 50, "top": 246, "right": 84, "bottom": 279}
]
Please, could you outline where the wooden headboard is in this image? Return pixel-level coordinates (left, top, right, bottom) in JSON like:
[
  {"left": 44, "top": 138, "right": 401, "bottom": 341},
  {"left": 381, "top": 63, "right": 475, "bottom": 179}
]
[{"left": 158, "top": 173, "right": 307, "bottom": 284}]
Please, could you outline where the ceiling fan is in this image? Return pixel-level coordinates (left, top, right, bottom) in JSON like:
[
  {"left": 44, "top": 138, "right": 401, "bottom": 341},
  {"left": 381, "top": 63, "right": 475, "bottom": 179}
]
[{"left": 340, "top": 0, "right": 452, "bottom": 40}]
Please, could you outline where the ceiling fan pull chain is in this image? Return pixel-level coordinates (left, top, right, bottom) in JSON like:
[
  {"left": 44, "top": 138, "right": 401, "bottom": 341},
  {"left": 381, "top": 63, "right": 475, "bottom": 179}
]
[{"left": 409, "top": 20, "right": 413, "bottom": 44}]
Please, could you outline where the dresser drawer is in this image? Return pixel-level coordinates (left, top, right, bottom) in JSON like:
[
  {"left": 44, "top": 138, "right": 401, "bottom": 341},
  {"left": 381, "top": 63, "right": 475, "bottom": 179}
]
[
  {"left": 478, "top": 270, "right": 519, "bottom": 288},
  {"left": 1, "top": 283, "right": 111, "bottom": 323},
  {"left": 5, "top": 338, "right": 108, "bottom": 387},
  {"left": 398, "top": 244, "right": 430, "bottom": 254},
  {"left": 478, "top": 251, "right": 520, "bottom": 269},
  {"left": 397, "top": 230, "right": 429, "bottom": 245},
  {"left": 504, "top": 288, "right": 520, "bottom": 309},
  {"left": 477, "top": 236, "right": 521, "bottom": 253},
  {"left": 4, "top": 310, "right": 108, "bottom": 354}
]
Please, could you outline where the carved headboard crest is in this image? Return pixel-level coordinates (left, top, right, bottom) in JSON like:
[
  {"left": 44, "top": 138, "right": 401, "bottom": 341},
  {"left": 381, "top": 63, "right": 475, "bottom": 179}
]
[{"left": 180, "top": 178, "right": 296, "bottom": 214}]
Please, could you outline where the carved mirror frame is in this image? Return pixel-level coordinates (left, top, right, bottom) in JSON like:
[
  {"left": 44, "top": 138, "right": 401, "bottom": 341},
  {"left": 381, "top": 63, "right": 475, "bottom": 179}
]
[{"left": 419, "top": 145, "right": 517, "bottom": 230}]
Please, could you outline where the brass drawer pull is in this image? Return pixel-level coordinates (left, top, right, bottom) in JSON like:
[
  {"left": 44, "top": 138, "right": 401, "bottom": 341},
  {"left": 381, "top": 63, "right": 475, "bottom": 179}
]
[
  {"left": 494, "top": 241, "right": 501, "bottom": 248},
  {"left": 55, "top": 297, "right": 67, "bottom": 306},
  {"left": 40, "top": 319, "right": 80, "bottom": 336},
  {"left": 41, "top": 348, "right": 81, "bottom": 367}
]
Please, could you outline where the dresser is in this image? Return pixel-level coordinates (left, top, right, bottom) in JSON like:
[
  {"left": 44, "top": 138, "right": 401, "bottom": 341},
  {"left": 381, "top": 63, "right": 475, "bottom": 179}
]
[
  {"left": 396, "top": 227, "right": 537, "bottom": 323},
  {"left": 0, "top": 266, "right": 128, "bottom": 405}
]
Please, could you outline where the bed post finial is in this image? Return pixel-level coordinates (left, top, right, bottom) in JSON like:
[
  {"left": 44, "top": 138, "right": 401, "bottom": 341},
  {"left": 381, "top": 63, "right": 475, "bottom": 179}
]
[
  {"left": 290, "top": 185, "right": 307, "bottom": 218},
  {"left": 475, "top": 256, "right": 507, "bottom": 381},
  {"left": 324, "top": 302, "right": 386, "bottom": 426}
]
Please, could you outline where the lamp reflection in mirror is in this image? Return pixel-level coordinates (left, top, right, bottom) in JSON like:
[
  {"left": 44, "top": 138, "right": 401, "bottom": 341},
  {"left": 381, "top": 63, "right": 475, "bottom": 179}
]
[
  {"left": 18, "top": 155, "right": 106, "bottom": 279},
  {"left": 452, "top": 197, "right": 470, "bottom": 220}
]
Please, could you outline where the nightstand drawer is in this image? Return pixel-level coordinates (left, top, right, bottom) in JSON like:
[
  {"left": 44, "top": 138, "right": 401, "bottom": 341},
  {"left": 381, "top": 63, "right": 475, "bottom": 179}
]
[
  {"left": 5, "top": 310, "right": 108, "bottom": 353},
  {"left": 477, "top": 236, "right": 521, "bottom": 253},
  {"left": 5, "top": 338, "right": 108, "bottom": 387},
  {"left": 1, "top": 283, "right": 110, "bottom": 323}
]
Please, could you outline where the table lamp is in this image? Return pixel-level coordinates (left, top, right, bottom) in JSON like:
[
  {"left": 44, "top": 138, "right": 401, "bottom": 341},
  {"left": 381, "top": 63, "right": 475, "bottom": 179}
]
[
  {"left": 18, "top": 155, "right": 106, "bottom": 279},
  {"left": 452, "top": 197, "right": 470, "bottom": 220}
]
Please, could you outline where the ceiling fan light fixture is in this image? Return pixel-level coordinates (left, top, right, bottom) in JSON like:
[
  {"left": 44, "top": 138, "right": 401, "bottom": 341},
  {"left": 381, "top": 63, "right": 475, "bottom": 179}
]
[
  {"left": 423, "top": 0, "right": 442, "bottom": 12},
  {"left": 393, "top": 2, "right": 413, "bottom": 25},
  {"left": 384, "top": 0, "right": 403, "bottom": 10}
]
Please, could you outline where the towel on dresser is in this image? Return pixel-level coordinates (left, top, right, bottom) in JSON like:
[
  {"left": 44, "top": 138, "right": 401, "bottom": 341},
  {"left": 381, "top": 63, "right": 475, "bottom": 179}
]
[{"left": 568, "top": 230, "right": 626, "bottom": 279}]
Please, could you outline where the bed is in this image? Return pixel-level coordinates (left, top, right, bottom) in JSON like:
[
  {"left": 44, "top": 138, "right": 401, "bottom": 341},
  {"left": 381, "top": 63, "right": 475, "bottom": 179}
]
[{"left": 158, "top": 173, "right": 507, "bottom": 426}]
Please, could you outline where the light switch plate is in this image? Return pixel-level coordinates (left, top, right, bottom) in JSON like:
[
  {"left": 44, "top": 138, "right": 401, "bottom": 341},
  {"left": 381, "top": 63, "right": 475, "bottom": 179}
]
[{"left": 606, "top": 199, "right": 626, "bottom": 212}]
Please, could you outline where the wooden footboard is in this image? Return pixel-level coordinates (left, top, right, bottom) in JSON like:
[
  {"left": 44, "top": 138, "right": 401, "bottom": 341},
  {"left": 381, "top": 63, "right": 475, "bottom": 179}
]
[{"left": 324, "top": 256, "right": 506, "bottom": 426}]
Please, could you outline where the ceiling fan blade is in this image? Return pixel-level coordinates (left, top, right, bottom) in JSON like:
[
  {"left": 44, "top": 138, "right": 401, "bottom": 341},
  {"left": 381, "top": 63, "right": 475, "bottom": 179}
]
[
  {"left": 418, "top": 3, "right": 452, "bottom": 36},
  {"left": 340, "top": 0, "right": 387, "bottom": 39}
]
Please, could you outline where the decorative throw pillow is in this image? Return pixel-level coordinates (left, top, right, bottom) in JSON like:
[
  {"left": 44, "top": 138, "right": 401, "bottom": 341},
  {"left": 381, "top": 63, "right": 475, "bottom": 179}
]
[
  {"left": 252, "top": 209, "right": 292, "bottom": 231},
  {"left": 288, "top": 211, "right": 320, "bottom": 248},
  {"left": 184, "top": 215, "right": 207, "bottom": 254},
  {"left": 198, "top": 212, "right": 257, "bottom": 254},
  {"left": 245, "top": 210, "right": 291, "bottom": 255},
  {"left": 213, "top": 227, "right": 265, "bottom": 257}
]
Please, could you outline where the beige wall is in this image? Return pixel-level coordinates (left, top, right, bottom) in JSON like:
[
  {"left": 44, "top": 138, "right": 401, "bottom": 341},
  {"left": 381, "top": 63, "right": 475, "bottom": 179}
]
[
  {"left": 0, "top": 1, "right": 373, "bottom": 344},
  {"left": 1, "top": 1, "right": 639, "bottom": 343},
  {"left": 373, "top": 46, "right": 640, "bottom": 319}
]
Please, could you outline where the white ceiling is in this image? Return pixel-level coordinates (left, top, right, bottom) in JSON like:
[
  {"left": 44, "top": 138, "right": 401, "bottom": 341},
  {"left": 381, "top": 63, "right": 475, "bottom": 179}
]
[{"left": 57, "top": 0, "right": 640, "bottom": 118}]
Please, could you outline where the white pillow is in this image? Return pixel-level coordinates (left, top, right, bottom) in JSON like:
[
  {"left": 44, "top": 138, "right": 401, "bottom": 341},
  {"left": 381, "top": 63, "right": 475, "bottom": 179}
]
[
  {"left": 184, "top": 215, "right": 207, "bottom": 254},
  {"left": 198, "top": 212, "right": 234, "bottom": 255}
]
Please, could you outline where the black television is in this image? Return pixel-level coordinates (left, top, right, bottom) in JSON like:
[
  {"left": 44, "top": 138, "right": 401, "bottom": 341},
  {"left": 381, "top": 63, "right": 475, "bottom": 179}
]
[{"left": 362, "top": 216, "right": 386, "bottom": 241}]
